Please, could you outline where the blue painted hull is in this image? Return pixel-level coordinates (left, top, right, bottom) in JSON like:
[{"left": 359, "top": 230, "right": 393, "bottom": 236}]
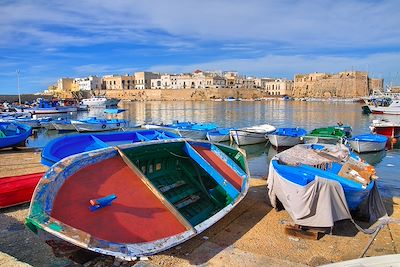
[
  {"left": 0, "top": 122, "right": 32, "bottom": 149},
  {"left": 41, "top": 130, "right": 180, "bottom": 166}
]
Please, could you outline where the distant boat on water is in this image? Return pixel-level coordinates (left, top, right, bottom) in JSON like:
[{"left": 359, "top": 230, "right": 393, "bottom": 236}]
[
  {"left": 81, "top": 96, "right": 120, "bottom": 107},
  {"left": 230, "top": 124, "right": 276, "bottom": 145}
]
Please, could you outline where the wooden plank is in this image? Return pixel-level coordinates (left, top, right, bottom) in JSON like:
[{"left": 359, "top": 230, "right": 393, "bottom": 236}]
[
  {"left": 284, "top": 224, "right": 324, "bottom": 240},
  {"left": 116, "top": 147, "right": 194, "bottom": 231}
]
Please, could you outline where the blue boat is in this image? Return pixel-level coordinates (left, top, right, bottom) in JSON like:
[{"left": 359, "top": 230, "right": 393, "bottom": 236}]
[
  {"left": 0, "top": 122, "right": 32, "bottom": 149},
  {"left": 206, "top": 128, "right": 232, "bottom": 142},
  {"left": 348, "top": 134, "right": 388, "bottom": 153},
  {"left": 41, "top": 129, "right": 180, "bottom": 166},
  {"left": 267, "top": 127, "right": 307, "bottom": 147},
  {"left": 268, "top": 143, "right": 380, "bottom": 228},
  {"left": 144, "top": 121, "right": 218, "bottom": 140}
]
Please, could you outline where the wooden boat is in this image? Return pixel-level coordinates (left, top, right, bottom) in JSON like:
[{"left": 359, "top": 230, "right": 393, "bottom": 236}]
[
  {"left": 41, "top": 130, "right": 180, "bottom": 166},
  {"left": 71, "top": 118, "right": 128, "bottom": 132},
  {"left": 27, "top": 139, "right": 249, "bottom": 259},
  {"left": 0, "top": 172, "right": 45, "bottom": 208},
  {"left": 206, "top": 128, "right": 231, "bottom": 142},
  {"left": 52, "top": 119, "right": 76, "bottom": 131},
  {"left": 267, "top": 127, "right": 307, "bottom": 148},
  {"left": 348, "top": 134, "right": 388, "bottom": 153},
  {"left": 81, "top": 96, "right": 120, "bottom": 107},
  {"left": 369, "top": 119, "right": 400, "bottom": 138},
  {"left": 230, "top": 124, "right": 276, "bottom": 145},
  {"left": 15, "top": 99, "right": 77, "bottom": 115},
  {"left": 0, "top": 122, "right": 32, "bottom": 149},
  {"left": 303, "top": 127, "right": 346, "bottom": 144},
  {"left": 268, "top": 144, "right": 379, "bottom": 228}
]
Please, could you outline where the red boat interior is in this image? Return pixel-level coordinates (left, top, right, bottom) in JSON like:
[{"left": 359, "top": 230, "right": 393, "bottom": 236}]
[{"left": 51, "top": 156, "right": 187, "bottom": 243}]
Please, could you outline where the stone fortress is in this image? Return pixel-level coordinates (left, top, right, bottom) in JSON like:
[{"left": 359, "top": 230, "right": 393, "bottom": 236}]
[{"left": 293, "top": 71, "right": 383, "bottom": 98}]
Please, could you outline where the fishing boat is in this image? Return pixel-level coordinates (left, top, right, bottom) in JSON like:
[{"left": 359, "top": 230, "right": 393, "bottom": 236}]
[
  {"left": 230, "top": 124, "right": 276, "bottom": 145},
  {"left": 348, "top": 134, "right": 388, "bottom": 153},
  {"left": 41, "top": 130, "right": 180, "bottom": 166},
  {"left": 334, "top": 124, "right": 352, "bottom": 137},
  {"left": 71, "top": 117, "right": 128, "bottom": 132},
  {"left": 143, "top": 122, "right": 218, "bottom": 140},
  {"left": 26, "top": 139, "right": 249, "bottom": 258},
  {"left": 81, "top": 96, "right": 120, "bottom": 107},
  {"left": 0, "top": 122, "right": 32, "bottom": 149},
  {"left": 267, "top": 127, "right": 307, "bottom": 148},
  {"left": 362, "top": 97, "right": 400, "bottom": 115},
  {"left": 206, "top": 128, "right": 231, "bottom": 142},
  {"left": 15, "top": 99, "right": 77, "bottom": 115},
  {"left": 0, "top": 172, "right": 45, "bottom": 208},
  {"left": 267, "top": 143, "right": 381, "bottom": 228},
  {"left": 369, "top": 119, "right": 400, "bottom": 138},
  {"left": 303, "top": 127, "right": 346, "bottom": 144}
]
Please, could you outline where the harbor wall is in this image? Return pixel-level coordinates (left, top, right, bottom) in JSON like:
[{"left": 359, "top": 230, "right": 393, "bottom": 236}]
[{"left": 103, "top": 88, "right": 271, "bottom": 101}]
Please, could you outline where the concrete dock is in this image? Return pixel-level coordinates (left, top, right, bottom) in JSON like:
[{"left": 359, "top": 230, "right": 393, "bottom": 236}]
[{"left": 0, "top": 148, "right": 399, "bottom": 267}]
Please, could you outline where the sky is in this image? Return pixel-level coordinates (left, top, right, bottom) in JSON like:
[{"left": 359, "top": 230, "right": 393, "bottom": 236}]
[{"left": 0, "top": 0, "right": 399, "bottom": 94}]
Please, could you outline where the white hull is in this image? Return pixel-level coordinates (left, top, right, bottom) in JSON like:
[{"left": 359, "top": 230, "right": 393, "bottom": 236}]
[
  {"left": 267, "top": 134, "right": 302, "bottom": 147},
  {"left": 53, "top": 123, "right": 76, "bottom": 131},
  {"left": 72, "top": 121, "right": 127, "bottom": 132},
  {"left": 81, "top": 98, "right": 120, "bottom": 107},
  {"left": 348, "top": 140, "right": 386, "bottom": 153},
  {"left": 369, "top": 106, "right": 400, "bottom": 115},
  {"left": 177, "top": 129, "right": 207, "bottom": 139},
  {"left": 230, "top": 130, "right": 267, "bottom": 145},
  {"left": 206, "top": 133, "right": 230, "bottom": 142},
  {"left": 19, "top": 107, "right": 77, "bottom": 114}
]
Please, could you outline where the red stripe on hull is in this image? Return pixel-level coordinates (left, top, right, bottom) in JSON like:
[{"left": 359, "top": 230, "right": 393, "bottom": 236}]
[
  {"left": 51, "top": 156, "right": 186, "bottom": 244},
  {"left": 192, "top": 145, "right": 243, "bottom": 191},
  {"left": 0, "top": 172, "right": 44, "bottom": 208}
]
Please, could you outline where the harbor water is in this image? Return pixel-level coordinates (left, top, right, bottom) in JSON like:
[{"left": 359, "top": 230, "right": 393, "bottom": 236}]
[{"left": 26, "top": 100, "right": 400, "bottom": 198}]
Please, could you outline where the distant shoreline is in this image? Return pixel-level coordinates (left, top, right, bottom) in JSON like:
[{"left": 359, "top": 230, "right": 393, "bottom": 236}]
[{"left": 0, "top": 94, "right": 46, "bottom": 103}]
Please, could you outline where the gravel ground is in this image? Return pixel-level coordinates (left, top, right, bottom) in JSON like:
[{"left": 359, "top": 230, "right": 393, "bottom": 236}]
[{"left": 1, "top": 149, "right": 399, "bottom": 267}]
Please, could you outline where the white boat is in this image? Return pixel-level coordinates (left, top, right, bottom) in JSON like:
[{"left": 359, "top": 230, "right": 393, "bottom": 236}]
[
  {"left": 206, "top": 129, "right": 231, "bottom": 142},
  {"left": 230, "top": 124, "right": 276, "bottom": 145},
  {"left": 71, "top": 118, "right": 128, "bottom": 132},
  {"left": 363, "top": 97, "right": 400, "bottom": 115},
  {"left": 348, "top": 134, "right": 388, "bottom": 153},
  {"left": 267, "top": 128, "right": 307, "bottom": 148},
  {"left": 369, "top": 119, "right": 400, "bottom": 138},
  {"left": 143, "top": 122, "right": 217, "bottom": 140},
  {"left": 52, "top": 119, "right": 76, "bottom": 131},
  {"left": 81, "top": 96, "right": 120, "bottom": 107}
]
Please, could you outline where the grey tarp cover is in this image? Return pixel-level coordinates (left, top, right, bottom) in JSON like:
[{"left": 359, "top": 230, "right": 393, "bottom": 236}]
[{"left": 267, "top": 162, "right": 351, "bottom": 228}]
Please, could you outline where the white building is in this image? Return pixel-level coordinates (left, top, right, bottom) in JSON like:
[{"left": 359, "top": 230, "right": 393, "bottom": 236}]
[
  {"left": 74, "top": 76, "right": 102, "bottom": 91},
  {"left": 265, "top": 79, "right": 294, "bottom": 96}
]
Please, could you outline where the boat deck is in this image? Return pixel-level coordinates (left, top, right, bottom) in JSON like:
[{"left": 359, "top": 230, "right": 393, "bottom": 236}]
[{"left": 50, "top": 156, "right": 187, "bottom": 243}]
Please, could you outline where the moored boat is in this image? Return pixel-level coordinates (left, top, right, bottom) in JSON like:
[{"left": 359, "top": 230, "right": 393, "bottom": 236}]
[
  {"left": 27, "top": 139, "right": 249, "bottom": 258},
  {"left": 206, "top": 128, "right": 231, "bottom": 142},
  {"left": 230, "top": 124, "right": 276, "bottom": 146},
  {"left": 0, "top": 122, "right": 32, "bottom": 149},
  {"left": 348, "top": 134, "right": 388, "bottom": 153},
  {"left": 71, "top": 118, "right": 128, "bottom": 132},
  {"left": 52, "top": 119, "right": 76, "bottom": 131},
  {"left": 369, "top": 119, "right": 400, "bottom": 138},
  {"left": 267, "top": 127, "right": 307, "bottom": 148},
  {"left": 267, "top": 143, "right": 384, "bottom": 228},
  {"left": 303, "top": 127, "right": 346, "bottom": 144},
  {"left": 363, "top": 97, "right": 400, "bottom": 115},
  {"left": 41, "top": 129, "right": 181, "bottom": 166},
  {"left": 0, "top": 172, "right": 45, "bottom": 208},
  {"left": 81, "top": 96, "right": 120, "bottom": 107},
  {"left": 143, "top": 122, "right": 218, "bottom": 140}
]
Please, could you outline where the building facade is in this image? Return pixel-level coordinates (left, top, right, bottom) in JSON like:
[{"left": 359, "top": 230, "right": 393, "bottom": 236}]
[
  {"left": 265, "top": 79, "right": 294, "bottom": 96},
  {"left": 103, "top": 75, "right": 135, "bottom": 90},
  {"left": 135, "top": 72, "right": 160, "bottom": 89},
  {"left": 74, "top": 76, "right": 102, "bottom": 91}
]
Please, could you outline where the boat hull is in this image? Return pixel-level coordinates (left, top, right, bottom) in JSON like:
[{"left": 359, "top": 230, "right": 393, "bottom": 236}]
[
  {"left": 303, "top": 136, "right": 342, "bottom": 145},
  {"left": 72, "top": 120, "right": 128, "bottom": 132},
  {"left": 0, "top": 172, "right": 44, "bottom": 208},
  {"left": 0, "top": 122, "right": 32, "bottom": 149},
  {"left": 206, "top": 132, "right": 230, "bottom": 142},
  {"left": 267, "top": 134, "right": 302, "bottom": 147},
  {"left": 348, "top": 140, "right": 387, "bottom": 153},
  {"left": 27, "top": 140, "right": 249, "bottom": 258}
]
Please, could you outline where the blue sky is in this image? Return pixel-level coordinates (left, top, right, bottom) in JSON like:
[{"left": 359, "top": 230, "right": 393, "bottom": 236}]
[{"left": 0, "top": 0, "right": 399, "bottom": 94}]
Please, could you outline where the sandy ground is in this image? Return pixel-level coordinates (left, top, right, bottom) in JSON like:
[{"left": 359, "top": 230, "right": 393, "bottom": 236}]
[{"left": 0, "top": 148, "right": 399, "bottom": 267}]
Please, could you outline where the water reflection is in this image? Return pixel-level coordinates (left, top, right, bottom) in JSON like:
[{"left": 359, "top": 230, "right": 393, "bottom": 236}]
[{"left": 358, "top": 150, "right": 387, "bottom": 166}]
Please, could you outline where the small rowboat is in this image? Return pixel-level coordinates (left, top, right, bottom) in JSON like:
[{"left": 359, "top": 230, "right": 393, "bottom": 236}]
[
  {"left": 143, "top": 122, "right": 218, "bottom": 140},
  {"left": 0, "top": 172, "right": 45, "bottom": 208},
  {"left": 0, "top": 122, "right": 32, "bottom": 149},
  {"left": 27, "top": 139, "right": 249, "bottom": 259},
  {"left": 267, "top": 127, "right": 307, "bottom": 148},
  {"left": 206, "top": 128, "right": 231, "bottom": 142},
  {"left": 230, "top": 124, "right": 276, "bottom": 145},
  {"left": 348, "top": 134, "right": 388, "bottom": 153},
  {"left": 303, "top": 127, "right": 346, "bottom": 145},
  {"left": 41, "top": 130, "right": 180, "bottom": 166},
  {"left": 268, "top": 144, "right": 383, "bottom": 228}
]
